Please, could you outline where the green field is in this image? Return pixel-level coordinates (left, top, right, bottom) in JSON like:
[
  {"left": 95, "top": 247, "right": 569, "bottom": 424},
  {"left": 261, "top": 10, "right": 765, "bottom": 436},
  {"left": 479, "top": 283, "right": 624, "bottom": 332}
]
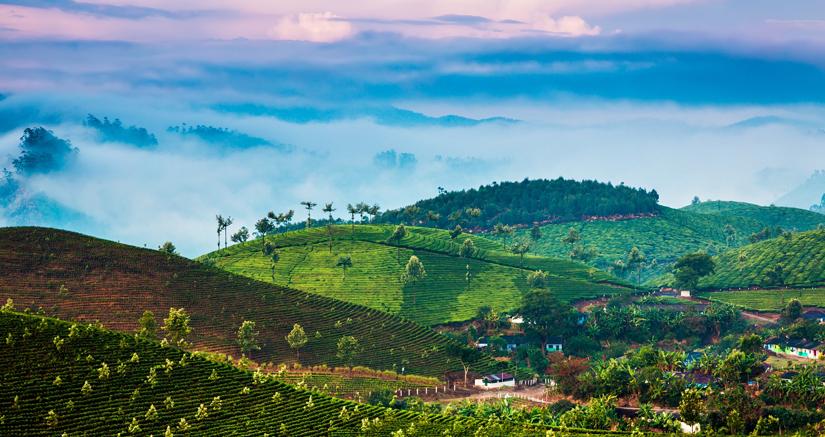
[
  {"left": 0, "top": 311, "right": 558, "bottom": 437},
  {"left": 0, "top": 227, "right": 514, "bottom": 379},
  {"left": 513, "top": 206, "right": 767, "bottom": 275},
  {"left": 200, "top": 225, "right": 637, "bottom": 326},
  {"left": 682, "top": 200, "right": 825, "bottom": 231},
  {"left": 697, "top": 287, "right": 825, "bottom": 312}
]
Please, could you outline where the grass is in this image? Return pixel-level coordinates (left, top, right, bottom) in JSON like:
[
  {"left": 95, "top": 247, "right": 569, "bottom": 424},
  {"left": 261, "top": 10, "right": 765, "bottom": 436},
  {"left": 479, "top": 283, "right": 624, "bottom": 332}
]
[
  {"left": 200, "top": 225, "right": 637, "bottom": 326},
  {"left": 0, "top": 227, "right": 515, "bottom": 379},
  {"left": 0, "top": 311, "right": 561, "bottom": 437}
]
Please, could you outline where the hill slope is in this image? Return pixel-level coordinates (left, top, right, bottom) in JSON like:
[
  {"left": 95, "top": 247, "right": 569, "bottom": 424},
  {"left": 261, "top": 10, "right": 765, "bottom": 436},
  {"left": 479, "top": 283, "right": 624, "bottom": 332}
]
[
  {"left": 681, "top": 200, "right": 824, "bottom": 232},
  {"left": 0, "top": 311, "right": 551, "bottom": 437},
  {"left": 200, "top": 225, "right": 636, "bottom": 326},
  {"left": 0, "top": 227, "right": 506, "bottom": 379},
  {"left": 514, "top": 206, "right": 767, "bottom": 278}
]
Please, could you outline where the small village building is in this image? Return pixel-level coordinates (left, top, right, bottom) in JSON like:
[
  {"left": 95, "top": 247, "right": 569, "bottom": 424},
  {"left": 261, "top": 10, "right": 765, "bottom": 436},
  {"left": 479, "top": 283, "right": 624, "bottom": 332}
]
[
  {"left": 476, "top": 335, "right": 533, "bottom": 352},
  {"left": 680, "top": 290, "right": 691, "bottom": 297},
  {"left": 801, "top": 310, "right": 825, "bottom": 324},
  {"left": 764, "top": 337, "right": 822, "bottom": 359},
  {"left": 546, "top": 336, "right": 563, "bottom": 352},
  {"left": 474, "top": 373, "right": 516, "bottom": 389}
]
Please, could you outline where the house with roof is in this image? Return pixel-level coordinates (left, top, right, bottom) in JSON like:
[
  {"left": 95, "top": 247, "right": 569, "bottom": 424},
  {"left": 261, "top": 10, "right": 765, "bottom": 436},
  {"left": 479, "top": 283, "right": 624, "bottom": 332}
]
[
  {"left": 474, "top": 373, "right": 515, "bottom": 389},
  {"left": 476, "top": 335, "right": 534, "bottom": 352},
  {"left": 801, "top": 310, "right": 825, "bottom": 324},
  {"left": 546, "top": 336, "right": 563, "bottom": 353},
  {"left": 764, "top": 337, "right": 822, "bottom": 359}
]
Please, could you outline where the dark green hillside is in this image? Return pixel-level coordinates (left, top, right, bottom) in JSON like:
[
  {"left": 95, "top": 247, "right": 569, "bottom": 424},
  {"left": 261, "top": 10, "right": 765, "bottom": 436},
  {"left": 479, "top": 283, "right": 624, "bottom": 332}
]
[
  {"left": 0, "top": 227, "right": 508, "bottom": 379},
  {"left": 201, "top": 225, "right": 636, "bottom": 326},
  {"left": 675, "top": 229, "right": 825, "bottom": 291},
  {"left": 682, "top": 200, "right": 824, "bottom": 232},
  {"left": 0, "top": 312, "right": 553, "bottom": 436},
  {"left": 378, "top": 177, "right": 659, "bottom": 230},
  {"left": 514, "top": 207, "right": 767, "bottom": 280}
]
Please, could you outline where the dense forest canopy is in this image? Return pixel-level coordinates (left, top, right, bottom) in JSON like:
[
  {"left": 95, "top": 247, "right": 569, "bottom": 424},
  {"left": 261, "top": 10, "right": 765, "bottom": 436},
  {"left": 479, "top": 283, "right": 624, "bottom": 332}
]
[
  {"left": 379, "top": 178, "right": 660, "bottom": 230},
  {"left": 167, "top": 124, "right": 289, "bottom": 150}
]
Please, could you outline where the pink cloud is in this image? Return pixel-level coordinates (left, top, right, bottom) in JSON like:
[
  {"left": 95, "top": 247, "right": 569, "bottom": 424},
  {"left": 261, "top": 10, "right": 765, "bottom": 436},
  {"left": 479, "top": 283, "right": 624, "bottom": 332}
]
[{"left": 268, "top": 12, "right": 354, "bottom": 42}]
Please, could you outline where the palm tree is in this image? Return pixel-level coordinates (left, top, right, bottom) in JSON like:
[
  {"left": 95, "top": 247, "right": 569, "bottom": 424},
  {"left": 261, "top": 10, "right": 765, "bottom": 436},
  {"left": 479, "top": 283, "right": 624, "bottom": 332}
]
[
  {"left": 283, "top": 209, "right": 295, "bottom": 230},
  {"left": 300, "top": 201, "right": 317, "bottom": 228},
  {"left": 215, "top": 214, "right": 225, "bottom": 250},
  {"left": 222, "top": 216, "right": 233, "bottom": 249},
  {"left": 269, "top": 250, "right": 281, "bottom": 281},
  {"left": 254, "top": 217, "right": 275, "bottom": 253},
  {"left": 356, "top": 202, "right": 368, "bottom": 224},
  {"left": 336, "top": 255, "right": 353, "bottom": 283},
  {"left": 346, "top": 204, "right": 358, "bottom": 233},
  {"left": 368, "top": 204, "right": 380, "bottom": 224},
  {"left": 323, "top": 202, "right": 336, "bottom": 222}
]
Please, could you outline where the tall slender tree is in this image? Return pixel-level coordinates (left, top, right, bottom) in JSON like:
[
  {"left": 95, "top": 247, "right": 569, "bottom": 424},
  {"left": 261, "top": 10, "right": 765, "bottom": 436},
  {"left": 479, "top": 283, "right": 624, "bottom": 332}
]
[
  {"left": 222, "top": 216, "right": 233, "bottom": 249},
  {"left": 459, "top": 239, "right": 475, "bottom": 291},
  {"left": 388, "top": 224, "right": 407, "bottom": 262},
  {"left": 267, "top": 211, "right": 281, "bottom": 234},
  {"left": 503, "top": 225, "right": 515, "bottom": 248},
  {"left": 626, "top": 247, "right": 647, "bottom": 286},
  {"left": 449, "top": 225, "right": 462, "bottom": 250},
  {"left": 215, "top": 214, "right": 225, "bottom": 250},
  {"left": 403, "top": 205, "right": 421, "bottom": 226},
  {"left": 286, "top": 324, "right": 307, "bottom": 361},
  {"left": 426, "top": 211, "right": 441, "bottom": 228},
  {"left": 356, "top": 202, "right": 369, "bottom": 224},
  {"left": 509, "top": 240, "right": 531, "bottom": 275},
  {"left": 283, "top": 210, "right": 295, "bottom": 231},
  {"left": 300, "top": 201, "right": 317, "bottom": 228},
  {"left": 347, "top": 204, "right": 358, "bottom": 233},
  {"left": 493, "top": 223, "right": 506, "bottom": 248},
  {"left": 530, "top": 224, "right": 543, "bottom": 254},
  {"left": 561, "top": 227, "right": 581, "bottom": 256},
  {"left": 368, "top": 204, "right": 380, "bottom": 224},
  {"left": 269, "top": 250, "right": 281, "bottom": 281},
  {"left": 336, "top": 255, "right": 353, "bottom": 283},
  {"left": 323, "top": 202, "right": 336, "bottom": 222},
  {"left": 254, "top": 217, "right": 275, "bottom": 253},
  {"left": 325, "top": 222, "right": 334, "bottom": 253},
  {"left": 402, "top": 255, "right": 427, "bottom": 305}
]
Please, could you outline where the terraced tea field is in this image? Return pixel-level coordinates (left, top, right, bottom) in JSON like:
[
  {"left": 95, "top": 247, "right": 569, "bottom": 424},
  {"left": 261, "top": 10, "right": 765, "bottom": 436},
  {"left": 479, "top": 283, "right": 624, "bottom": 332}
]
[
  {"left": 515, "top": 206, "right": 768, "bottom": 270},
  {"left": 0, "top": 311, "right": 557, "bottom": 437},
  {"left": 201, "top": 225, "right": 636, "bottom": 325},
  {"left": 682, "top": 200, "right": 825, "bottom": 231},
  {"left": 0, "top": 227, "right": 510, "bottom": 379},
  {"left": 697, "top": 288, "right": 825, "bottom": 312}
]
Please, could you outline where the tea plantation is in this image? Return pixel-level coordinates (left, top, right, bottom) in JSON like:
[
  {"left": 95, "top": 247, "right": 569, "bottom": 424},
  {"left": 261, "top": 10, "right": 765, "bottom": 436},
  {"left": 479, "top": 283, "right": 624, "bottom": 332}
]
[
  {"left": 200, "top": 225, "right": 637, "bottom": 326},
  {"left": 515, "top": 206, "right": 768, "bottom": 269},
  {"left": 0, "top": 311, "right": 566, "bottom": 437},
  {"left": 682, "top": 200, "right": 825, "bottom": 231},
  {"left": 0, "top": 227, "right": 509, "bottom": 379}
]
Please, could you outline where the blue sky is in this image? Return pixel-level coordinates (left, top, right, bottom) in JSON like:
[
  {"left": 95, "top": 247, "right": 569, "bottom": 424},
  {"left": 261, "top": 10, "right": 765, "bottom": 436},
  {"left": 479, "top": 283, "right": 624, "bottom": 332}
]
[{"left": 0, "top": 0, "right": 824, "bottom": 256}]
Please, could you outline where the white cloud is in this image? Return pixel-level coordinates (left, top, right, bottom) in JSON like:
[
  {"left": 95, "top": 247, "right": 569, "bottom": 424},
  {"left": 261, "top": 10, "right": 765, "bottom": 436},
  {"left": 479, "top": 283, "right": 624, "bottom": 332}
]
[
  {"left": 268, "top": 12, "right": 354, "bottom": 42},
  {"left": 531, "top": 15, "right": 601, "bottom": 36}
]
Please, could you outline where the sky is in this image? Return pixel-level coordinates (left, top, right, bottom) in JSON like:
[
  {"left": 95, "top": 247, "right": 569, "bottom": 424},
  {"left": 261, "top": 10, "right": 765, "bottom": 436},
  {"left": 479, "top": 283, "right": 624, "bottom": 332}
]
[{"left": 1, "top": 0, "right": 824, "bottom": 256}]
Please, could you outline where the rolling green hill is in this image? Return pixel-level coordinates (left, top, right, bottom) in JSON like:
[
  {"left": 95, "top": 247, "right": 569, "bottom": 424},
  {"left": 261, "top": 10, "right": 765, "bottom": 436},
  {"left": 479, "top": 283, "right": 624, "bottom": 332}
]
[
  {"left": 200, "top": 225, "right": 637, "bottom": 326},
  {"left": 0, "top": 311, "right": 556, "bottom": 437},
  {"left": 0, "top": 227, "right": 509, "bottom": 379},
  {"left": 647, "top": 229, "right": 825, "bottom": 310},
  {"left": 513, "top": 206, "right": 767, "bottom": 276},
  {"left": 682, "top": 200, "right": 824, "bottom": 232}
]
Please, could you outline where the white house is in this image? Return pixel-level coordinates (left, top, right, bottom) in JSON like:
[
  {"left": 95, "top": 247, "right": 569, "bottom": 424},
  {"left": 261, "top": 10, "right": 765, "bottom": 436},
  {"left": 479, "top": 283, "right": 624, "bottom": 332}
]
[{"left": 474, "top": 373, "right": 515, "bottom": 389}]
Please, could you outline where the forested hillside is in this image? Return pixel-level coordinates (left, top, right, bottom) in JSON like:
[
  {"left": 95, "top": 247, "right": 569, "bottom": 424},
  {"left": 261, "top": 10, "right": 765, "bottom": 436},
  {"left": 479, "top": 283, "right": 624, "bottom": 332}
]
[
  {"left": 0, "top": 227, "right": 508, "bottom": 379},
  {"left": 200, "top": 225, "right": 636, "bottom": 326},
  {"left": 378, "top": 178, "right": 659, "bottom": 230}
]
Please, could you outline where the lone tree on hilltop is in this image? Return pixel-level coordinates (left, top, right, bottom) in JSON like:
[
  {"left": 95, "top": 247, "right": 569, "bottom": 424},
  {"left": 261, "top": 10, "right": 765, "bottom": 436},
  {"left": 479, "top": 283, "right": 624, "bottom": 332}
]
[
  {"left": 336, "top": 255, "right": 353, "bottom": 283},
  {"left": 237, "top": 320, "right": 260, "bottom": 359},
  {"left": 388, "top": 224, "right": 407, "bottom": 262},
  {"left": 300, "top": 201, "right": 317, "bottom": 228},
  {"left": 529, "top": 224, "right": 543, "bottom": 254},
  {"left": 519, "top": 289, "right": 578, "bottom": 353},
  {"left": 402, "top": 255, "right": 427, "bottom": 305},
  {"left": 445, "top": 342, "right": 483, "bottom": 386},
  {"left": 286, "top": 324, "right": 308, "bottom": 360},
  {"left": 135, "top": 310, "right": 157, "bottom": 339},
  {"left": 158, "top": 242, "right": 177, "bottom": 254},
  {"left": 163, "top": 308, "right": 192, "bottom": 346},
  {"left": 230, "top": 227, "right": 249, "bottom": 245},
  {"left": 674, "top": 252, "right": 715, "bottom": 291},
  {"left": 336, "top": 336, "right": 360, "bottom": 377},
  {"left": 560, "top": 228, "right": 581, "bottom": 257},
  {"left": 254, "top": 217, "right": 275, "bottom": 253}
]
